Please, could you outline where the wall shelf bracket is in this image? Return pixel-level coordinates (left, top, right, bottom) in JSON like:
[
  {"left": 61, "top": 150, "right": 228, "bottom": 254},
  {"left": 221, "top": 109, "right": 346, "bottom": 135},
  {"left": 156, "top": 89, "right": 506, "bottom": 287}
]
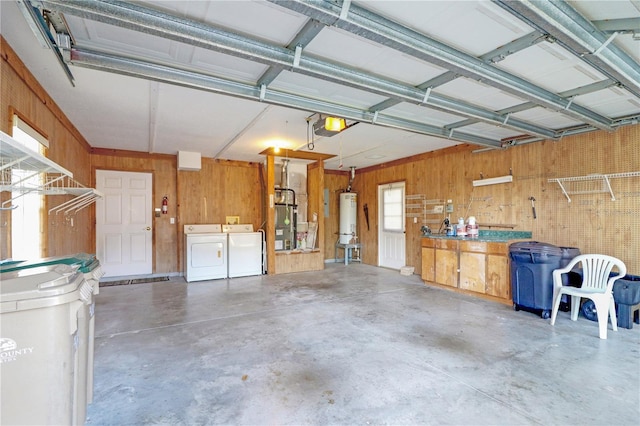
[
  {"left": 1, "top": 130, "right": 102, "bottom": 213},
  {"left": 548, "top": 171, "right": 640, "bottom": 202}
]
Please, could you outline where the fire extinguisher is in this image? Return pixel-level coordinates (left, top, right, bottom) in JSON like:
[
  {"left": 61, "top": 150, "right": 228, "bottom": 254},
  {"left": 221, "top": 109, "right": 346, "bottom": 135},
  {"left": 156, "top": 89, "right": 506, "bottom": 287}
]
[{"left": 162, "top": 196, "right": 168, "bottom": 214}]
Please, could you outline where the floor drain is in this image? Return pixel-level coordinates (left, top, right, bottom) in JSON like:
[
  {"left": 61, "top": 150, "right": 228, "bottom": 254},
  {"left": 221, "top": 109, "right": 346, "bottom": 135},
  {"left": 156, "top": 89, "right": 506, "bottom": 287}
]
[{"left": 100, "top": 276, "right": 170, "bottom": 287}]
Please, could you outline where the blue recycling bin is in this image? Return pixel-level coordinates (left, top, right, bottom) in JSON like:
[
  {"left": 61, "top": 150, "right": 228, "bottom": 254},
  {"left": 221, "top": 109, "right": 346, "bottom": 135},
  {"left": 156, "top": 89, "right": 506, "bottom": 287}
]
[{"left": 509, "top": 242, "right": 580, "bottom": 318}]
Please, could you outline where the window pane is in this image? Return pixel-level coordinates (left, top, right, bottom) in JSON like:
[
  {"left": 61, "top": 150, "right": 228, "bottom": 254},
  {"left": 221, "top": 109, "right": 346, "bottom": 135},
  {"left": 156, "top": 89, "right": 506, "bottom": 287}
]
[
  {"left": 11, "top": 117, "right": 46, "bottom": 259},
  {"left": 382, "top": 186, "right": 404, "bottom": 232},
  {"left": 384, "top": 188, "right": 402, "bottom": 203},
  {"left": 384, "top": 217, "right": 403, "bottom": 230},
  {"left": 384, "top": 204, "right": 402, "bottom": 216}
]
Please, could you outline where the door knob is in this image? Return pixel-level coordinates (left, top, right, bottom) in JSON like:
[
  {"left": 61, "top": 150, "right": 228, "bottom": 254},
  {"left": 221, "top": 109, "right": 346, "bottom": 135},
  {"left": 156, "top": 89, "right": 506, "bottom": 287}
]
[{"left": 145, "top": 227, "right": 151, "bottom": 231}]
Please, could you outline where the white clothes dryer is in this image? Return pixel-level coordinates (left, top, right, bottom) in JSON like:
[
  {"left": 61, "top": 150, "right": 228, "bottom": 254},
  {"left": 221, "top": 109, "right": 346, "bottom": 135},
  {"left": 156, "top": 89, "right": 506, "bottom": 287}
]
[
  {"left": 223, "top": 224, "right": 264, "bottom": 278},
  {"left": 184, "top": 224, "right": 226, "bottom": 282}
]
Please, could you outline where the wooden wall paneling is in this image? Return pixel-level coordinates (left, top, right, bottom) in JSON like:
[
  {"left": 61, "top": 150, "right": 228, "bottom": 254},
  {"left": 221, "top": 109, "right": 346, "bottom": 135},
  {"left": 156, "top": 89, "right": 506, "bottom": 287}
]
[
  {"left": 354, "top": 169, "right": 378, "bottom": 265},
  {"left": 323, "top": 172, "right": 349, "bottom": 260},
  {"left": 439, "top": 149, "right": 467, "bottom": 224},
  {"left": 152, "top": 156, "right": 178, "bottom": 273},
  {"left": 1, "top": 38, "right": 91, "bottom": 152},
  {"left": 2, "top": 37, "right": 94, "bottom": 259},
  {"left": 463, "top": 148, "right": 513, "bottom": 229},
  {"left": 405, "top": 162, "right": 424, "bottom": 272},
  {"left": 511, "top": 142, "right": 543, "bottom": 238},
  {"left": 221, "top": 160, "right": 261, "bottom": 228}
]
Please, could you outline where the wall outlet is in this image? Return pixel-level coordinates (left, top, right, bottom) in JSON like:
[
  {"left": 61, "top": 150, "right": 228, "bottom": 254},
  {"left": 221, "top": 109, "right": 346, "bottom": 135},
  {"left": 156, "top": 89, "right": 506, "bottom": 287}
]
[{"left": 413, "top": 217, "right": 417, "bottom": 223}]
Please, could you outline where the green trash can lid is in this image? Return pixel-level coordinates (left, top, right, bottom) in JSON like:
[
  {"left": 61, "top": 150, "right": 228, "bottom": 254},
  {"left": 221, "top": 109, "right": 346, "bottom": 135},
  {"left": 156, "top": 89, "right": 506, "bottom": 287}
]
[
  {"left": 0, "top": 264, "right": 85, "bottom": 312},
  {"left": 0, "top": 253, "right": 98, "bottom": 274}
]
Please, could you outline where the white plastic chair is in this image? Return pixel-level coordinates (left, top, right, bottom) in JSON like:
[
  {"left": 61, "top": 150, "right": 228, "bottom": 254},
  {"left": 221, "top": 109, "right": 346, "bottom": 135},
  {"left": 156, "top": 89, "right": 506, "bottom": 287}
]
[{"left": 550, "top": 254, "right": 627, "bottom": 339}]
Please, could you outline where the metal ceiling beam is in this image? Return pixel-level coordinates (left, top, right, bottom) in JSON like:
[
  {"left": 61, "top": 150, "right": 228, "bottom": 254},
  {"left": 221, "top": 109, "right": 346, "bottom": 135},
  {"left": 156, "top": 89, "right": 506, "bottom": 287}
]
[
  {"left": 446, "top": 79, "right": 619, "bottom": 130},
  {"left": 68, "top": 47, "right": 503, "bottom": 148},
  {"left": 268, "top": 0, "right": 613, "bottom": 131},
  {"left": 16, "top": 0, "right": 75, "bottom": 86},
  {"left": 592, "top": 18, "right": 640, "bottom": 34},
  {"left": 37, "top": 0, "right": 557, "bottom": 140},
  {"left": 369, "top": 31, "right": 546, "bottom": 114},
  {"left": 493, "top": 0, "right": 640, "bottom": 99},
  {"left": 369, "top": 72, "right": 458, "bottom": 112},
  {"left": 257, "top": 19, "right": 326, "bottom": 87}
]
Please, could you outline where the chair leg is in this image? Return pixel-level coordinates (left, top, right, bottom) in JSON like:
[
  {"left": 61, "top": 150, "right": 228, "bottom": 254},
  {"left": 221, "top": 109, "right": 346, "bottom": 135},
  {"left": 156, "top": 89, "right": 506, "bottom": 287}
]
[
  {"left": 609, "top": 295, "right": 618, "bottom": 332},
  {"left": 594, "top": 297, "right": 610, "bottom": 339},
  {"left": 570, "top": 296, "right": 581, "bottom": 321},
  {"left": 550, "top": 290, "right": 563, "bottom": 325}
]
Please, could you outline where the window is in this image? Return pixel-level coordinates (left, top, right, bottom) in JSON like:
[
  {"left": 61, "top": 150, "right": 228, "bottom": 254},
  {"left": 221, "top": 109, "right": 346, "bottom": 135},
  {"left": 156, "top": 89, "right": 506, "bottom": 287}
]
[
  {"left": 11, "top": 115, "right": 46, "bottom": 259},
  {"left": 382, "top": 185, "right": 404, "bottom": 232}
]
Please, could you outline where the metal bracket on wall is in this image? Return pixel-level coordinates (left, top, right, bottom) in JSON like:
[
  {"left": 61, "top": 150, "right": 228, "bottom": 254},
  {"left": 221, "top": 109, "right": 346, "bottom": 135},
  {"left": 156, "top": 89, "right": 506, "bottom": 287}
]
[
  {"left": 0, "top": 130, "right": 102, "bottom": 213},
  {"left": 548, "top": 171, "right": 640, "bottom": 202}
]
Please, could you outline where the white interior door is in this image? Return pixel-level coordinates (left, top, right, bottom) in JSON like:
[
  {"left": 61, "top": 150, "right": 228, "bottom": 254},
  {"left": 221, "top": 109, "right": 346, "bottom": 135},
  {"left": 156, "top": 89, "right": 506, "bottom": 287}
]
[
  {"left": 378, "top": 182, "right": 406, "bottom": 269},
  {"left": 96, "top": 170, "right": 153, "bottom": 277}
]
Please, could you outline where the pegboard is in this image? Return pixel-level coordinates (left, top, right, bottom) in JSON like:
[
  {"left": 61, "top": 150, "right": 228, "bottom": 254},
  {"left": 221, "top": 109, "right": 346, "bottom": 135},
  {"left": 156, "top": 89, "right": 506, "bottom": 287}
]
[{"left": 541, "top": 134, "right": 640, "bottom": 274}]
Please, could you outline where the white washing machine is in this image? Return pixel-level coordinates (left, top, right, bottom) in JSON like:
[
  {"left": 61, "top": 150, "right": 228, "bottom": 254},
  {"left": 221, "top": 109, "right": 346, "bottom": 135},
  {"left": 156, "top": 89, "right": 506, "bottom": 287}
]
[
  {"left": 223, "top": 224, "right": 264, "bottom": 278},
  {"left": 184, "top": 224, "right": 227, "bottom": 282}
]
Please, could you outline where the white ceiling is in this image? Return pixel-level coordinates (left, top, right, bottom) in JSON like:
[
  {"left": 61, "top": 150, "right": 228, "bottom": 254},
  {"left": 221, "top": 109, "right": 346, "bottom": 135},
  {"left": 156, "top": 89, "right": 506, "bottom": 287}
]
[{"left": 1, "top": 0, "right": 639, "bottom": 170}]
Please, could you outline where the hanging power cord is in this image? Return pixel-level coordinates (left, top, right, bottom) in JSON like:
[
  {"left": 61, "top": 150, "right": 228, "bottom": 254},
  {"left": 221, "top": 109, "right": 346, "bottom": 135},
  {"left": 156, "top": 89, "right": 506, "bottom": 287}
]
[{"left": 306, "top": 119, "right": 314, "bottom": 150}]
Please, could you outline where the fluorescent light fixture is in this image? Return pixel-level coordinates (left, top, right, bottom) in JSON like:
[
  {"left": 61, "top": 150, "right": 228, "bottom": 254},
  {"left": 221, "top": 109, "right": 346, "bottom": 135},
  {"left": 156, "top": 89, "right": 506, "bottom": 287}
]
[{"left": 472, "top": 175, "right": 513, "bottom": 187}]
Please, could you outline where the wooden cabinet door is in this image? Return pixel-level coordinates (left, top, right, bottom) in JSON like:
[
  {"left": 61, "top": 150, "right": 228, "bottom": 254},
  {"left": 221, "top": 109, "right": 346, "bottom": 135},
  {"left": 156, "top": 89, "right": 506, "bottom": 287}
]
[
  {"left": 459, "top": 251, "right": 486, "bottom": 293},
  {"left": 435, "top": 249, "right": 458, "bottom": 287},
  {"left": 486, "top": 254, "right": 510, "bottom": 299},
  {"left": 421, "top": 247, "right": 435, "bottom": 282}
]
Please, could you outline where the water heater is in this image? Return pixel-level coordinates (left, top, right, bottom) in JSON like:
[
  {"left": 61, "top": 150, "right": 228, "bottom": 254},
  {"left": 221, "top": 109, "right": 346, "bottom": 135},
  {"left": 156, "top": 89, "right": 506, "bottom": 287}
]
[{"left": 339, "top": 193, "right": 357, "bottom": 244}]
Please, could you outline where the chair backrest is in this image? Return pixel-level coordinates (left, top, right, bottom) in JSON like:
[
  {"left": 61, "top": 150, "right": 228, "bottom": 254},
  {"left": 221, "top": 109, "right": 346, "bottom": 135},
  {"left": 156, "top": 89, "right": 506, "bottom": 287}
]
[{"left": 575, "top": 254, "right": 627, "bottom": 293}]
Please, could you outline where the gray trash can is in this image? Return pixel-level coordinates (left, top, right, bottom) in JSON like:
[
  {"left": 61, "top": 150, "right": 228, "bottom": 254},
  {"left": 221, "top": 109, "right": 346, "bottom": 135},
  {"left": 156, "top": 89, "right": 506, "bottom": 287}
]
[
  {"left": 0, "top": 254, "right": 102, "bottom": 424},
  {"left": 1, "top": 264, "right": 93, "bottom": 425},
  {"left": 509, "top": 242, "right": 580, "bottom": 318}
]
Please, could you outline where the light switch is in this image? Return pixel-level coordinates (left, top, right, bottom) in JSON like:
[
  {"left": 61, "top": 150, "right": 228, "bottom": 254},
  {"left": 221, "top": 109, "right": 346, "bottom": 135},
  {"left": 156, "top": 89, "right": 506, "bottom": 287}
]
[{"left": 170, "top": 217, "right": 175, "bottom": 224}]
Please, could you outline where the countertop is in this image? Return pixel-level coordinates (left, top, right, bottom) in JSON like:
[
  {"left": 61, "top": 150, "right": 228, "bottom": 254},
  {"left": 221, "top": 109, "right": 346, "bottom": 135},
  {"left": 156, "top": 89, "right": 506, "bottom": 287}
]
[{"left": 423, "top": 230, "right": 532, "bottom": 242}]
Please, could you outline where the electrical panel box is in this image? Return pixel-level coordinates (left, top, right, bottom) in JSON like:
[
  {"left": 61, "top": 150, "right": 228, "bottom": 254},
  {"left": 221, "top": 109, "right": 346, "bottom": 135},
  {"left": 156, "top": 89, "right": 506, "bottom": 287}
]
[{"left": 178, "top": 151, "right": 201, "bottom": 171}]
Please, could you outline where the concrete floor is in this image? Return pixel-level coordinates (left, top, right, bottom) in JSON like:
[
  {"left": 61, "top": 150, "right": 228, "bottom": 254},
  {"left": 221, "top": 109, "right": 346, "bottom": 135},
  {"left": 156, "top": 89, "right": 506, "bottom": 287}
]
[{"left": 87, "top": 264, "right": 640, "bottom": 425}]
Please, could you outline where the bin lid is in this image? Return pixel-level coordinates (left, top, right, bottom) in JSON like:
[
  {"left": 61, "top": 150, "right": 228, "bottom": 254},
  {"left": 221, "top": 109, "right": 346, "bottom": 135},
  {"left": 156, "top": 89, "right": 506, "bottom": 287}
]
[
  {"left": 509, "top": 241, "right": 564, "bottom": 255},
  {"left": 559, "top": 247, "right": 581, "bottom": 258},
  {"left": 0, "top": 264, "right": 86, "bottom": 313},
  {"left": 0, "top": 253, "right": 98, "bottom": 274}
]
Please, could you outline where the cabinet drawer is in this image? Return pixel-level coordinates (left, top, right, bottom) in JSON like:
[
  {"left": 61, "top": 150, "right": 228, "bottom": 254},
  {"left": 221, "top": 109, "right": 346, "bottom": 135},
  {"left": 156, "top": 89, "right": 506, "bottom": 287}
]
[
  {"left": 486, "top": 242, "right": 509, "bottom": 255},
  {"left": 436, "top": 239, "right": 459, "bottom": 250},
  {"left": 421, "top": 238, "right": 436, "bottom": 248},
  {"left": 460, "top": 240, "right": 487, "bottom": 253}
]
